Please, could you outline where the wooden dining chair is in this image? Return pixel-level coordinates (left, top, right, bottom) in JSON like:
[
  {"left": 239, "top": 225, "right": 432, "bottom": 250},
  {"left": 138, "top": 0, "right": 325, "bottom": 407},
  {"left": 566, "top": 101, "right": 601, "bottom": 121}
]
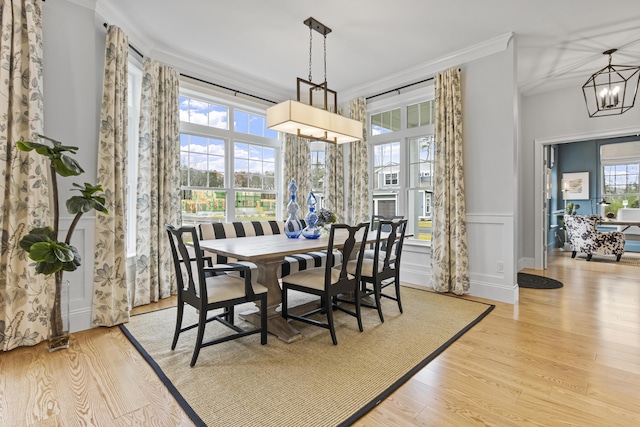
[
  {"left": 166, "top": 224, "right": 268, "bottom": 366},
  {"left": 281, "top": 222, "right": 369, "bottom": 345},
  {"left": 345, "top": 218, "right": 407, "bottom": 323}
]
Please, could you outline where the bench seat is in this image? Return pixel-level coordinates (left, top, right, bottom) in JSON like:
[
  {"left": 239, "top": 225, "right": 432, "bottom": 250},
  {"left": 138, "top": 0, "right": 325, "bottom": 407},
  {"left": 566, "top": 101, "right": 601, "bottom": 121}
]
[{"left": 198, "top": 220, "right": 340, "bottom": 279}]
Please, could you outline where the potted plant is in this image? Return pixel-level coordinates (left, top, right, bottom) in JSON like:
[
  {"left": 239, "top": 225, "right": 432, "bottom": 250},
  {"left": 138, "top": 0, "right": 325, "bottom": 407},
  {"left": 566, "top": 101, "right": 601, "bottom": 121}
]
[{"left": 16, "top": 135, "right": 108, "bottom": 351}]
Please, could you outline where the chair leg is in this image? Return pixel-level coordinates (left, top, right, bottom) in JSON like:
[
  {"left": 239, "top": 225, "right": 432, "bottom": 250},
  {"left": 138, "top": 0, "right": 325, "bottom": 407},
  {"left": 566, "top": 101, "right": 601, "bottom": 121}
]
[
  {"left": 171, "top": 302, "right": 184, "bottom": 350},
  {"left": 571, "top": 251, "right": 577, "bottom": 258},
  {"left": 260, "top": 294, "right": 268, "bottom": 345},
  {"left": 616, "top": 253, "right": 622, "bottom": 262},
  {"left": 190, "top": 309, "right": 207, "bottom": 367},
  {"left": 394, "top": 274, "right": 403, "bottom": 314},
  {"left": 374, "top": 282, "right": 384, "bottom": 323},
  {"left": 354, "top": 285, "right": 363, "bottom": 333},
  {"left": 326, "top": 297, "right": 338, "bottom": 345},
  {"left": 586, "top": 254, "right": 592, "bottom": 261}
]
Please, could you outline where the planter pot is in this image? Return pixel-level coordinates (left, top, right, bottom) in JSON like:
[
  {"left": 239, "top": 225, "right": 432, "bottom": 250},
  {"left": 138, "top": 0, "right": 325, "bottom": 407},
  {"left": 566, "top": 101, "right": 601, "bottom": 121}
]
[{"left": 48, "top": 279, "right": 70, "bottom": 352}]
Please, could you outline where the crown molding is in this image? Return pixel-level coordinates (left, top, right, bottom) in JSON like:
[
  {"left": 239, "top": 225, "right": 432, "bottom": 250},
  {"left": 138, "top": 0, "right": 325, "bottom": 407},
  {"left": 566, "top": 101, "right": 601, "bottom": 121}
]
[
  {"left": 340, "top": 32, "right": 514, "bottom": 102},
  {"left": 95, "top": 0, "right": 153, "bottom": 55},
  {"left": 149, "top": 46, "right": 291, "bottom": 102}
]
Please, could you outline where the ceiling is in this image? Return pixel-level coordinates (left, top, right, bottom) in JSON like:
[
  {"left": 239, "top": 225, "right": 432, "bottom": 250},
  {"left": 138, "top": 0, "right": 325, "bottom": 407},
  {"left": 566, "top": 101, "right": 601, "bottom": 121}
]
[{"left": 101, "top": 0, "right": 640, "bottom": 101}]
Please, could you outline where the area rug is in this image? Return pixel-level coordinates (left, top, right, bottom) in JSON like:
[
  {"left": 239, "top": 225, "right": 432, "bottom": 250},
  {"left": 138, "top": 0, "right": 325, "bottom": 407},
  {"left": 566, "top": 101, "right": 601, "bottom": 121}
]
[
  {"left": 121, "top": 287, "right": 493, "bottom": 427},
  {"left": 518, "top": 272, "right": 563, "bottom": 289}
]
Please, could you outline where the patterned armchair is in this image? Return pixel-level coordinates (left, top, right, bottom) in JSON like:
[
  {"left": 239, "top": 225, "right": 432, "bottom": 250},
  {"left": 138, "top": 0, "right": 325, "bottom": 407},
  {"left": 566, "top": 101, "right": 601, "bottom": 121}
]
[{"left": 564, "top": 215, "right": 625, "bottom": 261}]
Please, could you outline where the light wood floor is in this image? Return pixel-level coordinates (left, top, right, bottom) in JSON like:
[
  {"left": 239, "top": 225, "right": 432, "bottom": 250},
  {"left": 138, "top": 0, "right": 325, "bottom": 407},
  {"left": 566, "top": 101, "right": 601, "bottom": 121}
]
[{"left": 2, "top": 250, "right": 639, "bottom": 426}]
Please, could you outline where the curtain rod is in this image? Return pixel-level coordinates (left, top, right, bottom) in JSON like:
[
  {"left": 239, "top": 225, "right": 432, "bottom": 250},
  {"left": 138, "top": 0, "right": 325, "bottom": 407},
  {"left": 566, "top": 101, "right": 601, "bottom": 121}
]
[
  {"left": 100, "top": 23, "right": 275, "bottom": 105},
  {"left": 366, "top": 77, "right": 434, "bottom": 101},
  {"left": 365, "top": 67, "right": 461, "bottom": 101},
  {"left": 180, "top": 74, "right": 277, "bottom": 105}
]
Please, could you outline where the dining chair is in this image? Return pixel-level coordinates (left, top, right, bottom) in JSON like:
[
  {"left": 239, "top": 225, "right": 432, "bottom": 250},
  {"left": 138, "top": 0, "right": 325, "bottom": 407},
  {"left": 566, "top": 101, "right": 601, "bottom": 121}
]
[
  {"left": 368, "top": 215, "right": 403, "bottom": 252},
  {"left": 281, "top": 222, "right": 369, "bottom": 345},
  {"left": 345, "top": 218, "right": 407, "bottom": 323},
  {"left": 166, "top": 224, "right": 268, "bottom": 366}
]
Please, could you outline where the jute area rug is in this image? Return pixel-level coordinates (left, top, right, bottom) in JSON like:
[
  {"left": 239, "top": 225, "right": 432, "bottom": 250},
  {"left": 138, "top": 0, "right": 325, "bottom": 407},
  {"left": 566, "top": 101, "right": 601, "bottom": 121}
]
[{"left": 121, "top": 287, "right": 493, "bottom": 427}]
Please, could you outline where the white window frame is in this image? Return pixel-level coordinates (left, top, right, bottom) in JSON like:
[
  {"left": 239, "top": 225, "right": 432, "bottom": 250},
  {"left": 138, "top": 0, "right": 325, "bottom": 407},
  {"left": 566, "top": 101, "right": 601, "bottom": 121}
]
[
  {"left": 368, "top": 86, "right": 434, "bottom": 243},
  {"left": 179, "top": 80, "right": 281, "bottom": 223}
]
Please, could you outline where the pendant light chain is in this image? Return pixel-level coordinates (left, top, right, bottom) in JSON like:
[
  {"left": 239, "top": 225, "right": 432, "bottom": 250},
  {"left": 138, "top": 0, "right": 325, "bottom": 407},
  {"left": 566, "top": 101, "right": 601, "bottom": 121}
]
[
  {"left": 308, "top": 25, "right": 313, "bottom": 82},
  {"left": 323, "top": 34, "right": 327, "bottom": 84}
]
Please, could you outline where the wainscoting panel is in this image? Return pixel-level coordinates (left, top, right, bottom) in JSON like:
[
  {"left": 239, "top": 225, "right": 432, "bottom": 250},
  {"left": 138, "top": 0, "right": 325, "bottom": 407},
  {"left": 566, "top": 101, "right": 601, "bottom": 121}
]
[
  {"left": 59, "top": 216, "right": 96, "bottom": 333},
  {"left": 400, "top": 241, "right": 432, "bottom": 287},
  {"left": 466, "top": 214, "right": 518, "bottom": 304}
]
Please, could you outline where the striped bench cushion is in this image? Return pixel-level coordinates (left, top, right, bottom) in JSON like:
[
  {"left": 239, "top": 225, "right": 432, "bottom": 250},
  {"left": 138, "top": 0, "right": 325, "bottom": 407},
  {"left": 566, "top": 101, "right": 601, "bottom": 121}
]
[{"left": 198, "top": 220, "right": 338, "bottom": 278}]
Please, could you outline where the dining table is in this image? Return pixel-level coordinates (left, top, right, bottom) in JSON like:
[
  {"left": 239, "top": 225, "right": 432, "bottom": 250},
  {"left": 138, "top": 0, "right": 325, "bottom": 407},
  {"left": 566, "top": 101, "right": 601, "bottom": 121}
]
[{"left": 197, "top": 229, "right": 387, "bottom": 343}]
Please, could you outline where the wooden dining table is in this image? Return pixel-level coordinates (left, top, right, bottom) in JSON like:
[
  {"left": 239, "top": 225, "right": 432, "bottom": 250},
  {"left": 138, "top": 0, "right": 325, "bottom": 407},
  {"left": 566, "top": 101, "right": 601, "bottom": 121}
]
[{"left": 198, "top": 230, "right": 385, "bottom": 343}]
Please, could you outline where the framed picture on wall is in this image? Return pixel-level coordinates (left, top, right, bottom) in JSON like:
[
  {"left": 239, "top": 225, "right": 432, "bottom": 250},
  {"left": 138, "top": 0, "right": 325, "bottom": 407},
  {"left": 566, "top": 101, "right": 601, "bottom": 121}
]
[{"left": 562, "top": 172, "right": 589, "bottom": 200}]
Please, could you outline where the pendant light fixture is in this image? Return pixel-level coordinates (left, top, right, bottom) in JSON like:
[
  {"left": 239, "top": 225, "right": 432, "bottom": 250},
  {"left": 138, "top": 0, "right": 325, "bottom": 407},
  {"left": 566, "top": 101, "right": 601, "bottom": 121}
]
[
  {"left": 582, "top": 49, "right": 640, "bottom": 118},
  {"left": 266, "top": 17, "right": 363, "bottom": 144}
]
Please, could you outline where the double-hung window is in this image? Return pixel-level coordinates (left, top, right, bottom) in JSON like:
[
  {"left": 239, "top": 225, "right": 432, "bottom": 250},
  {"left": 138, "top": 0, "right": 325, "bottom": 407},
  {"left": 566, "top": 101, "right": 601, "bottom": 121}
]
[
  {"left": 601, "top": 141, "right": 640, "bottom": 216},
  {"left": 179, "top": 87, "right": 280, "bottom": 224},
  {"left": 368, "top": 88, "right": 435, "bottom": 241}
]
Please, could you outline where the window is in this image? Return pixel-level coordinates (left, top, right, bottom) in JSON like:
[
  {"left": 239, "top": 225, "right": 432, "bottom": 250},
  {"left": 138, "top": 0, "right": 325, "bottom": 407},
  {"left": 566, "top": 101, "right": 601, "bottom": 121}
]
[
  {"left": 601, "top": 141, "right": 640, "bottom": 217},
  {"left": 310, "top": 142, "right": 327, "bottom": 207},
  {"left": 179, "top": 91, "right": 280, "bottom": 224},
  {"left": 369, "top": 89, "right": 434, "bottom": 242}
]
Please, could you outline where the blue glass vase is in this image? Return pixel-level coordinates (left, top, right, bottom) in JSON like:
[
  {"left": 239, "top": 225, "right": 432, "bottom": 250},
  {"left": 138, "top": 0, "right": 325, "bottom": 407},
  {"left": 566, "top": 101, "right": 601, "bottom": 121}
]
[
  {"left": 302, "top": 192, "right": 322, "bottom": 239},
  {"left": 284, "top": 179, "right": 303, "bottom": 238}
]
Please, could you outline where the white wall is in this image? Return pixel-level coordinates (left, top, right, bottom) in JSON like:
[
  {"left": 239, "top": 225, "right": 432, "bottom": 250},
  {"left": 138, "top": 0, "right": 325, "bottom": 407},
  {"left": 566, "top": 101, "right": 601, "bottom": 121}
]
[
  {"left": 520, "top": 81, "right": 640, "bottom": 264},
  {"left": 43, "top": 0, "right": 105, "bottom": 331},
  {"left": 461, "top": 43, "right": 519, "bottom": 303}
]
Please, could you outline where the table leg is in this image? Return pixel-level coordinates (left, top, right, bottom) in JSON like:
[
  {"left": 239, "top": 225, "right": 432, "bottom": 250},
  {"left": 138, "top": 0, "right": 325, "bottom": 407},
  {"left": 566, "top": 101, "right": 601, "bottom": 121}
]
[{"left": 240, "top": 258, "right": 303, "bottom": 343}]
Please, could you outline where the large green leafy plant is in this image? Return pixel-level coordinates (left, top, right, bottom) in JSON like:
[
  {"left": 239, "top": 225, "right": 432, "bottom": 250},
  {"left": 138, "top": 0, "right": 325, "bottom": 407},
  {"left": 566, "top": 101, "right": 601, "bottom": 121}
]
[{"left": 16, "top": 135, "right": 108, "bottom": 347}]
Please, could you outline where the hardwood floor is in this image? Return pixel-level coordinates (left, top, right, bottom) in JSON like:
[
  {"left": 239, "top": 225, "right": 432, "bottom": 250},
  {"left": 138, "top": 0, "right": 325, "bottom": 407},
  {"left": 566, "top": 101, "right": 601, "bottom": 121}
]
[{"left": 2, "top": 250, "right": 639, "bottom": 426}]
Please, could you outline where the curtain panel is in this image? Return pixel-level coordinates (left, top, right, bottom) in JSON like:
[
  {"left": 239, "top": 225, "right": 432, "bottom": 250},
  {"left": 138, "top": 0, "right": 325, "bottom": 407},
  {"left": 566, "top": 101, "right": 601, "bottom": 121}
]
[
  {"left": 132, "top": 58, "right": 181, "bottom": 307},
  {"left": 0, "top": 0, "right": 49, "bottom": 351},
  {"left": 324, "top": 141, "right": 344, "bottom": 222},
  {"left": 431, "top": 68, "right": 470, "bottom": 295},
  {"left": 348, "top": 98, "right": 369, "bottom": 225},
  {"left": 92, "top": 25, "right": 130, "bottom": 326},
  {"left": 282, "top": 133, "right": 311, "bottom": 216}
]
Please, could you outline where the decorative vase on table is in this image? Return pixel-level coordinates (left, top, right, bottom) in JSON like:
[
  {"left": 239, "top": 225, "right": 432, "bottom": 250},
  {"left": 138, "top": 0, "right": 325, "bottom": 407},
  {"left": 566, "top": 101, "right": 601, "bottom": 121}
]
[
  {"left": 302, "top": 192, "right": 322, "bottom": 239},
  {"left": 284, "top": 178, "right": 303, "bottom": 238}
]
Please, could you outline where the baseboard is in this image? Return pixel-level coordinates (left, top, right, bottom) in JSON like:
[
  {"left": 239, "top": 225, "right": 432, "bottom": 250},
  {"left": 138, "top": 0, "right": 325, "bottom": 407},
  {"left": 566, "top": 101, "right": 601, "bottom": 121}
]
[
  {"left": 518, "top": 257, "right": 534, "bottom": 271},
  {"left": 468, "top": 279, "right": 518, "bottom": 304}
]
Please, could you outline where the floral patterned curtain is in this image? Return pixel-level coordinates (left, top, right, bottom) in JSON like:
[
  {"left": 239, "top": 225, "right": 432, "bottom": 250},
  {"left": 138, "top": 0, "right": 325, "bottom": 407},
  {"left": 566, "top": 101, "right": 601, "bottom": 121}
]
[
  {"left": 92, "top": 25, "right": 130, "bottom": 326},
  {"left": 132, "top": 58, "right": 181, "bottom": 307},
  {"left": 325, "top": 141, "right": 344, "bottom": 222},
  {"left": 348, "top": 98, "right": 369, "bottom": 225},
  {"left": 0, "top": 0, "right": 49, "bottom": 351},
  {"left": 283, "top": 133, "right": 311, "bottom": 216},
  {"left": 431, "top": 68, "right": 469, "bottom": 295}
]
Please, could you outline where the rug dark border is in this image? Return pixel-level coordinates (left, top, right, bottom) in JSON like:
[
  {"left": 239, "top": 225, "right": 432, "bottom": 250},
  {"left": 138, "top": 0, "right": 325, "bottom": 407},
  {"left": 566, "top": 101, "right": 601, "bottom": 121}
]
[
  {"left": 120, "top": 290, "right": 494, "bottom": 427},
  {"left": 119, "top": 324, "right": 207, "bottom": 427}
]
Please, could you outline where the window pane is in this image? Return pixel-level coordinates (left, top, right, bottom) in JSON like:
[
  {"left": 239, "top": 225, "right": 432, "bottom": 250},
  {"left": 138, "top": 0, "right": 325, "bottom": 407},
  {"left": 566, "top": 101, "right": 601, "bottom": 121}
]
[
  {"left": 407, "top": 104, "right": 419, "bottom": 128},
  {"left": 249, "top": 114, "right": 263, "bottom": 136},
  {"left": 189, "top": 99, "right": 209, "bottom": 125},
  {"left": 235, "top": 192, "right": 277, "bottom": 220},
  {"left": 235, "top": 110, "right": 249, "bottom": 133},
  {"left": 373, "top": 142, "right": 400, "bottom": 190},
  {"left": 182, "top": 189, "right": 226, "bottom": 223},
  {"left": 371, "top": 108, "right": 401, "bottom": 135},
  {"left": 208, "top": 104, "right": 228, "bottom": 129},
  {"left": 408, "top": 190, "right": 432, "bottom": 241},
  {"left": 179, "top": 96, "right": 189, "bottom": 122}
]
